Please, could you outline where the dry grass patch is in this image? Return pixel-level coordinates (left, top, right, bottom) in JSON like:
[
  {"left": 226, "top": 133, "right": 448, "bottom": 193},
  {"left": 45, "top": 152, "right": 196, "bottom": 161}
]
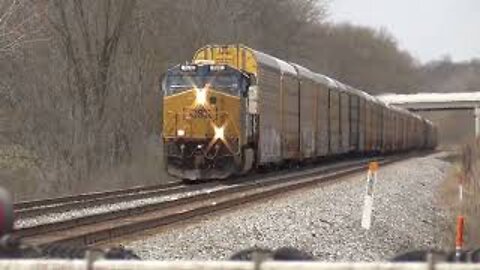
[{"left": 438, "top": 142, "right": 480, "bottom": 250}]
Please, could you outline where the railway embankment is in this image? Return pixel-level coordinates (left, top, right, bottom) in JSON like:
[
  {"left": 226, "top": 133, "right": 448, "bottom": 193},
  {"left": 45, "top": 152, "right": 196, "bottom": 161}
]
[{"left": 125, "top": 153, "right": 452, "bottom": 261}]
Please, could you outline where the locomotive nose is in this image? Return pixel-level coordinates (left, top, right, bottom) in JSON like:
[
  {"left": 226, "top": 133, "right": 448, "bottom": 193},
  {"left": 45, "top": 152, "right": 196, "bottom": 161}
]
[{"left": 0, "top": 187, "right": 14, "bottom": 237}]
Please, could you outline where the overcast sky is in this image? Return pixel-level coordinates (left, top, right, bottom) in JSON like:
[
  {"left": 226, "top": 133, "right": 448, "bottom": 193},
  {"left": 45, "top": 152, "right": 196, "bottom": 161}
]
[{"left": 328, "top": 0, "right": 480, "bottom": 63}]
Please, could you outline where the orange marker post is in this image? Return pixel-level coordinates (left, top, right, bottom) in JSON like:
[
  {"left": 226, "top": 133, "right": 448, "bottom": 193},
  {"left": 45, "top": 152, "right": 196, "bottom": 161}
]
[
  {"left": 369, "top": 161, "right": 379, "bottom": 173},
  {"left": 456, "top": 215, "right": 465, "bottom": 249},
  {"left": 361, "top": 162, "right": 379, "bottom": 230},
  {"left": 454, "top": 215, "right": 465, "bottom": 261}
]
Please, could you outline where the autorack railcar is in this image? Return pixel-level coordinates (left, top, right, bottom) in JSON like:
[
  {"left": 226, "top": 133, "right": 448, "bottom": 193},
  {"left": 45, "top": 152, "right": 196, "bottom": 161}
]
[{"left": 161, "top": 44, "right": 437, "bottom": 181}]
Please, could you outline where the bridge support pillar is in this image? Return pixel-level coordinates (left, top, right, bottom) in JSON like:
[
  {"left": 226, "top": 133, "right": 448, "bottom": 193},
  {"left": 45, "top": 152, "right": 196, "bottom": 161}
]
[{"left": 475, "top": 107, "right": 480, "bottom": 138}]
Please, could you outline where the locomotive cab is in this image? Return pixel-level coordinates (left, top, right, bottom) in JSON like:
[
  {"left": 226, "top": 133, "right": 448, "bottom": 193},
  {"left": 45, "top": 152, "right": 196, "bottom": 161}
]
[{"left": 162, "top": 62, "right": 252, "bottom": 180}]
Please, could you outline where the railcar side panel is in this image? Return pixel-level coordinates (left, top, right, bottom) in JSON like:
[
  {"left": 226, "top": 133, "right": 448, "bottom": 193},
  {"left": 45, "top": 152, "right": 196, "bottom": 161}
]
[
  {"left": 398, "top": 114, "right": 404, "bottom": 150},
  {"left": 411, "top": 119, "right": 416, "bottom": 148},
  {"left": 358, "top": 98, "right": 366, "bottom": 152},
  {"left": 349, "top": 95, "right": 360, "bottom": 152},
  {"left": 391, "top": 113, "right": 396, "bottom": 151},
  {"left": 419, "top": 120, "right": 423, "bottom": 148},
  {"left": 410, "top": 118, "right": 415, "bottom": 148},
  {"left": 408, "top": 117, "right": 413, "bottom": 149},
  {"left": 387, "top": 108, "right": 393, "bottom": 152},
  {"left": 426, "top": 124, "right": 430, "bottom": 148},
  {"left": 377, "top": 106, "right": 384, "bottom": 151},
  {"left": 365, "top": 102, "right": 373, "bottom": 152},
  {"left": 257, "top": 65, "right": 282, "bottom": 163},
  {"left": 381, "top": 107, "right": 386, "bottom": 151},
  {"left": 412, "top": 119, "right": 416, "bottom": 149},
  {"left": 329, "top": 89, "right": 340, "bottom": 154},
  {"left": 281, "top": 73, "right": 300, "bottom": 160},
  {"left": 299, "top": 77, "right": 316, "bottom": 159},
  {"left": 371, "top": 104, "right": 377, "bottom": 151},
  {"left": 423, "top": 120, "right": 429, "bottom": 148},
  {"left": 412, "top": 118, "right": 416, "bottom": 149},
  {"left": 316, "top": 83, "right": 329, "bottom": 156},
  {"left": 396, "top": 113, "right": 402, "bottom": 150},
  {"left": 370, "top": 102, "right": 376, "bottom": 152},
  {"left": 370, "top": 104, "right": 377, "bottom": 151},
  {"left": 381, "top": 107, "right": 388, "bottom": 152},
  {"left": 340, "top": 92, "right": 350, "bottom": 153},
  {"left": 393, "top": 112, "right": 398, "bottom": 150}
]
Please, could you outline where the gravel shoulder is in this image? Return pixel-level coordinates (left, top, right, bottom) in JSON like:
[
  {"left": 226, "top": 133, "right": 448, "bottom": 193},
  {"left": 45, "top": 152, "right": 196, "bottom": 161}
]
[
  {"left": 14, "top": 186, "right": 226, "bottom": 229},
  {"left": 124, "top": 154, "right": 451, "bottom": 261}
]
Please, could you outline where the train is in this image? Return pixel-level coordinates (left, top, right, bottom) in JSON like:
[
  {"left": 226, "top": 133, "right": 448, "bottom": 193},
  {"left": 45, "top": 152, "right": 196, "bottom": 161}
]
[{"left": 162, "top": 44, "right": 437, "bottom": 181}]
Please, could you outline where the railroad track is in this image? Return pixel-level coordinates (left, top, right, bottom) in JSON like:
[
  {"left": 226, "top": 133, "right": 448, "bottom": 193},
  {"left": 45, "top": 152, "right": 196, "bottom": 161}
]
[
  {"left": 14, "top": 182, "right": 204, "bottom": 219},
  {"left": 12, "top": 152, "right": 429, "bottom": 248}
]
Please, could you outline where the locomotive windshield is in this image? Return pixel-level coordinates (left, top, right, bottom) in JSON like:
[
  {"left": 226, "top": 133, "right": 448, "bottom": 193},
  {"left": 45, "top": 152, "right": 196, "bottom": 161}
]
[{"left": 164, "top": 65, "right": 248, "bottom": 96}]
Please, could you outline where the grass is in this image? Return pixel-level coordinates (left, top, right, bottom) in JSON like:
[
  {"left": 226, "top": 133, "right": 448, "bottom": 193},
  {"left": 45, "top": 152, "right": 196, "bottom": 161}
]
[
  {"left": 0, "top": 142, "right": 174, "bottom": 201},
  {"left": 438, "top": 142, "right": 480, "bottom": 250},
  {"left": 0, "top": 144, "right": 41, "bottom": 200}
]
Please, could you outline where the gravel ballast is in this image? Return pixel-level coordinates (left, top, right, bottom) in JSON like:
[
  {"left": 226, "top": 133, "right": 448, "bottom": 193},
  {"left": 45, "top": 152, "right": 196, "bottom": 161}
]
[
  {"left": 15, "top": 186, "right": 227, "bottom": 229},
  {"left": 124, "top": 154, "right": 452, "bottom": 261}
]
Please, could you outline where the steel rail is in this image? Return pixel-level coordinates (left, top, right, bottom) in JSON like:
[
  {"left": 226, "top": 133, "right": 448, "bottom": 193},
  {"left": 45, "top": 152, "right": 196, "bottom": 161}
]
[
  {"left": 14, "top": 183, "right": 216, "bottom": 219},
  {"left": 13, "top": 153, "right": 421, "bottom": 248},
  {"left": 14, "top": 182, "right": 183, "bottom": 211},
  {"left": 13, "top": 155, "right": 389, "bottom": 218}
]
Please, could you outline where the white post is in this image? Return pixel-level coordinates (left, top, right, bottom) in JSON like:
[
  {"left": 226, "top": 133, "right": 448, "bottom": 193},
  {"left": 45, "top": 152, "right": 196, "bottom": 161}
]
[
  {"left": 361, "top": 162, "right": 378, "bottom": 230},
  {"left": 475, "top": 107, "right": 480, "bottom": 138}
]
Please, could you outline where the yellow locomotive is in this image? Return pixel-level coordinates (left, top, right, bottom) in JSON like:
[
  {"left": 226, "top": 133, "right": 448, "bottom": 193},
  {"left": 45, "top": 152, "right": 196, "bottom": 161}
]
[
  {"left": 162, "top": 52, "right": 255, "bottom": 180},
  {"left": 162, "top": 45, "right": 437, "bottom": 181}
]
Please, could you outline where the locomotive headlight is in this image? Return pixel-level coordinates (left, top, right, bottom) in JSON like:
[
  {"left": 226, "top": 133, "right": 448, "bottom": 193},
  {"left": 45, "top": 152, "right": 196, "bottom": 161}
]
[
  {"left": 194, "top": 87, "right": 207, "bottom": 107},
  {"left": 177, "top": 129, "right": 185, "bottom": 137},
  {"left": 207, "top": 123, "right": 233, "bottom": 153},
  {"left": 180, "top": 64, "right": 197, "bottom": 71},
  {"left": 213, "top": 125, "right": 225, "bottom": 141},
  {"left": 209, "top": 65, "right": 226, "bottom": 71}
]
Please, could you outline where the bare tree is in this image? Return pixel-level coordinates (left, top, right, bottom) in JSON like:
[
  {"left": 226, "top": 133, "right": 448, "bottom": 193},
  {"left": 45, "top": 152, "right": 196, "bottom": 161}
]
[
  {"left": 4, "top": 0, "right": 465, "bottom": 200},
  {"left": 0, "top": 0, "right": 46, "bottom": 55},
  {"left": 49, "top": 0, "right": 135, "bottom": 120}
]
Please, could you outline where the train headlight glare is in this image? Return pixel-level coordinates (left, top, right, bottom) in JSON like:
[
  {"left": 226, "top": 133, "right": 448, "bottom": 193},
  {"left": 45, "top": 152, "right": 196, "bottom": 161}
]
[
  {"left": 209, "top": 65, "right": 226, "bottom": 71},
  {"left": 213, "top": 125, "right": 225, "bottom": 141},
  {"left": 177, "top": 129, "right": 185, "bottom": 137},
  {"left": 195, "top": 87, "right": 207, "bottom": 106},
  {"left": 180, "top": 65, "right": 197, "bottom": 71}
]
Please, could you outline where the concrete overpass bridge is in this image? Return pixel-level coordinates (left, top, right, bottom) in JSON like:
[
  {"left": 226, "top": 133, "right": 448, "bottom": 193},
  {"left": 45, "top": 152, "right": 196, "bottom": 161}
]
[{"left": 377, "top": 92, "right": 480, "bottom": 137}]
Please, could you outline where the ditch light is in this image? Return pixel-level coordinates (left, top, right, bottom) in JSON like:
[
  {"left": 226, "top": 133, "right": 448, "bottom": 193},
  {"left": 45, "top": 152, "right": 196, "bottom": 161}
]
[{"left": 180, "top": 64, "right": 197, "bottom": 72}]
